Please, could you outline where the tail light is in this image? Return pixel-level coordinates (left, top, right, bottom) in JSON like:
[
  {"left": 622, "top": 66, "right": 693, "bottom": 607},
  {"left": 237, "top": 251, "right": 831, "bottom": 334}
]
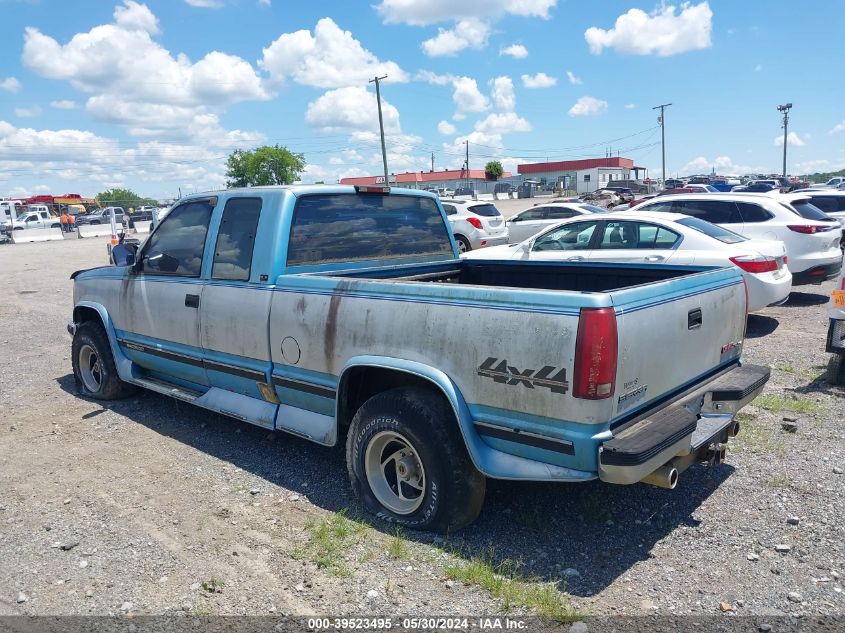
[
  {"left": 788, "top": 224, "right": 836, "bottom": 234},
  {"left": 742, "top": 277, "right": 749, "bottom": 338},
  {"left": 573, "top": 307, "right": 618, "bottom": 399},
  {"left": 729, "top": 255, "right": 778, "bottom": 273},
  {"left": 467, "top": 217, "right": 483, "bottom": 229}
]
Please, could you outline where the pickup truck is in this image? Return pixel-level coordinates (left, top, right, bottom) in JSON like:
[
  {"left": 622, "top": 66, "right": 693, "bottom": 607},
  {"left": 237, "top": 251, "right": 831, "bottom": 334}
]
[
  {"left": 1, "top": 205, "right": 61, "bottom": 233},
  {"left": 68, "top": 185, "right": 770, "bottom": 532},
  {"left": 827, "top": 255, "right": 845, "bottom": 384},
  {"left": 76, "top": 207, "right": 125, "bottom": 226}
]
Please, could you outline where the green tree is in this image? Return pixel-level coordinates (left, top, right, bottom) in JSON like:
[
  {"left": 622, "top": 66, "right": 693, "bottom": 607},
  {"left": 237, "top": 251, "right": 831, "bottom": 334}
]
[
  {"left": 96, "top": 188, "right": 157, "bottom": 208},
  {"left": 484, "top": 160, "right": 504, "bottom": 181},
  {"left": 225, "top": 145, "right": 306, "bottom": 187}
]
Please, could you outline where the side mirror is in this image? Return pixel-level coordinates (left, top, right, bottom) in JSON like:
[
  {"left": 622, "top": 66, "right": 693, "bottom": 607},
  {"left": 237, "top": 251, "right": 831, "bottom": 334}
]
[{"left": 111, "top": 242, "right": 138, "bottom": 267}]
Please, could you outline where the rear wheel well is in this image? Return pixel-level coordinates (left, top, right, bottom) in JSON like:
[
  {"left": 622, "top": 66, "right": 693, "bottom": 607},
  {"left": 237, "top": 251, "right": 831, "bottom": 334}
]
[{"left": 338, "top": 366, "right": 451, "bottom": 429}]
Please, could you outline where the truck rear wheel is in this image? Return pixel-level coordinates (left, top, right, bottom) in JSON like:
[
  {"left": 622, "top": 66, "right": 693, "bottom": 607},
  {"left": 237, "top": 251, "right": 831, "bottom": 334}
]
[
  {"left": 346, "top": 387, "right": 486, "bottom": 533},
  {"left": 72, "top": 322, "right": 137, "bottom": 400}
]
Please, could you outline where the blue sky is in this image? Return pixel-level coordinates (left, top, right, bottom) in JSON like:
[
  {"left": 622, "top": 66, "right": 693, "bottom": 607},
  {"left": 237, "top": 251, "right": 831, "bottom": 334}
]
[{"left": 0, "top": 0, "right": 843, "bottom": 199}]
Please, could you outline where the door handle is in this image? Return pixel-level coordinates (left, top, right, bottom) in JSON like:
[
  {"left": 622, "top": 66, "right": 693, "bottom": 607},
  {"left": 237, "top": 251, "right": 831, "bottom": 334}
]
[
  {"left": 566, "top": 255, "right": 585, "bottom": 261},
  {"left": 688, "top": 308, "right": 703, "bottom": 329},
  {"left": 185, "top": 294, "right": 200, "bottom": 308},
  {"left": 645, "top": 255, "right": 665, "bottom": 262}
]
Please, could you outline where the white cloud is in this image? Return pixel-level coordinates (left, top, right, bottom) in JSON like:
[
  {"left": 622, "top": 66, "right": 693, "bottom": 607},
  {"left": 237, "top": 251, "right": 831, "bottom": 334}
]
[
  {"left": 50, "top": 100, "right": 77, "bottom": 109},
  {"left": 680, "top": 155, "right": 764, "bottom": 176},
  {"left": 624, "top": 103, "right": 636, "bottom": 109},
  {"left": 521, "top": 72, "right": 556, "bottom": 88},
  {"left": 15, "top": 106, "right": 42, "bottom": 118},
  {"left": 305, "top": 86, "right": 402, "bottom": 135},
  {"left": 774, "top": 131, "right": 805, "bottom": 147},
  {"left": 328, "top": 149, "right": 364, "bottom": 165},
  {"left": 1, "top": 77, "right": 22, "bottom": 93},
  {"left": 490, "top": 76, "right": 515, "bottom": 111},
  {"left": 261, "top": 17, "right": 408, "bottom": 88},
  {"left": 375, "top": 0, "right": 556, "bottom": 25},
  {"left": 566, "top": 70, "right": 582, "bottom": 85},
  {"left": 414, "top": 70, "right": 452, "bottom": 85},
  {"left": 421, "top": 18, "right": 490, "bottom": 56},
  {"left": 585, "top": 2, "right": 713, "bottom": 56},
  {"left": 22, "top": 1, "right": 268, "bottom": 142},
  {"left": 185, "top": 0, "right": 223, "bottom": 7},
  {"left": 499, "top": 43, "right": 528, "bottom": 58},
  {"left": 115, "top": 0, "right": 160, "bottom": 33},
  {"left": 258, "top": 0, "right": 271, "bottom": 5},
  {"left": 830, "top": 119, "right": 845, "bottom": 134},
  {"left": 451, "top": 76, "right": 489, "bottom": 115},
  {"left": 437, "top": 120, "right": 456, "bottom": 135},
  {"left": 474, "top": 112, "right": 531, "bottom": 135},
  {"left": 567, "top": 96, "right": 607, "bottom": 117},
  {"left": 754, "top": 64, "right": 762, "bottom": 71}
]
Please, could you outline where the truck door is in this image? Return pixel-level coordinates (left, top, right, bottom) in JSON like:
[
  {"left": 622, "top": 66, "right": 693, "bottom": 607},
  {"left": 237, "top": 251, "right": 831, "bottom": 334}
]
[
  {"left": 114, "top": 197, "right": 216, "bottom": 387},
  {"left": 198, "top": 196, "right": 273, "bottom": 402}
]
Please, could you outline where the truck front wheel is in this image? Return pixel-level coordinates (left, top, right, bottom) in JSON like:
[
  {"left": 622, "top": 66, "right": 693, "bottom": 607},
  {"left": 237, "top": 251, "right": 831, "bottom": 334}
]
[
  {"left": 346, "top": 387, "right": 486, "bottom": 533},
  {"left": 71, "top": 322, "right": 137, "bottom": 400}
]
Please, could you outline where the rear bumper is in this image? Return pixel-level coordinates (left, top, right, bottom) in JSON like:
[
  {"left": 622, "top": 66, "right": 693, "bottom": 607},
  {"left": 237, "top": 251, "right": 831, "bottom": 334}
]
[
  {"left": 792, "top": 260, "right": 842, "bottom": 285},
  {"left": 474, "top": 235, "right": 509, "bottom": 249},
  {"left": 598, "top": 364, "right": 770, "bottom": 485}
]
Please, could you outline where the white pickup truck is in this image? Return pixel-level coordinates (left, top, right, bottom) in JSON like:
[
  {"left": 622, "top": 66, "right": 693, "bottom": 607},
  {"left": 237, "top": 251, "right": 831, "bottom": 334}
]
[
  {"left": 0, "top": 204, "right": 61, "bottom": 233},
  {"left": 68, "top": 185, "right": 770, "bottom": 531}
]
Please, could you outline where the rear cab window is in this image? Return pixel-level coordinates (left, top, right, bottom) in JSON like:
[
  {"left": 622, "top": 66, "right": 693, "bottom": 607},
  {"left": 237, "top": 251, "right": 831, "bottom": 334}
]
[{"left": 287, "top": 193, "right": 454, "bottom": 267}]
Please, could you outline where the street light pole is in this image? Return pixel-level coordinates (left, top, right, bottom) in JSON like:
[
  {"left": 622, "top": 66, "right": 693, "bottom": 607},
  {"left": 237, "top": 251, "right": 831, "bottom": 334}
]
[
  {"left": 369, "top": 75, "right": 389, "bottom": 185},
  {"left": 777, "top": 103, "right": 792, "bottom": 177},
  {"left": 652, "top": 103, "right": 672, "bottom": 186}
]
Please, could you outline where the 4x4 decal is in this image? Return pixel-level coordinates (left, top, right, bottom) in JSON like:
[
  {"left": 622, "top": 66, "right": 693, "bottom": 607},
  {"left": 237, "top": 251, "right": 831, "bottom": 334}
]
[{"left": 477, "top": 357, "right": 569, "bottom": 394}]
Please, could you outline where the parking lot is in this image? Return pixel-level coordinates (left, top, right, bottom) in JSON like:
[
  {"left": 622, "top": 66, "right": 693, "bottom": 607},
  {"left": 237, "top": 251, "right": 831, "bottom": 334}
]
[{"left": 1, "top": 234, "right": 843, "bottom": 620}]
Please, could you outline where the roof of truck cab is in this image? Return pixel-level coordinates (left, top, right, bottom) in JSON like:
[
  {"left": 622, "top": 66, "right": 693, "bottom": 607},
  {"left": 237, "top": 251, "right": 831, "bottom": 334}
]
[{"left": 181, "top": 184, "right": 438, "bottom": 199}]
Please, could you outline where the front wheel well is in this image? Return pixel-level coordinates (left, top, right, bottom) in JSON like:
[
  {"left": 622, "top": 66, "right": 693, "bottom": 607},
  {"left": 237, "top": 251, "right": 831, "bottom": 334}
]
[
  {"left": 337, "top": 366, "right": 451, "bottom": 429},
  {"left": 73, "top": 306, "right": 105, "bottom": 330}
]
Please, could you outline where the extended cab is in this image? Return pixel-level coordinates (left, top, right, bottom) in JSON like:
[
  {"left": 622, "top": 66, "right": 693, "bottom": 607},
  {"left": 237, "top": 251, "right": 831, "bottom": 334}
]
[{"left": 69, "top": 186, "right": 770, "bottom": 531}]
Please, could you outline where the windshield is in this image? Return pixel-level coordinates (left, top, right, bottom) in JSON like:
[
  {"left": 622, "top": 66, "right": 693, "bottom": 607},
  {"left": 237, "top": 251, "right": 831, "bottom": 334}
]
[
  {"left": 467, "top": 203, "right": 502, "bottom": 217},
  {"left": 677, "top": 217, "right": 747, "bottom": 244},
  {"left": 786, "top": 201, "right": 834, "bottom": 221}
]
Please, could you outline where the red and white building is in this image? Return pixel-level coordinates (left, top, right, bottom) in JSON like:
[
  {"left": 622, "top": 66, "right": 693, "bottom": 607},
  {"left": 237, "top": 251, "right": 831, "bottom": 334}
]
[
  {"left": 339, "top": 169, "right": 511, "bottom": 189},
  {"left": 518, "top": 157, "right": 644, "bottom": 194}
]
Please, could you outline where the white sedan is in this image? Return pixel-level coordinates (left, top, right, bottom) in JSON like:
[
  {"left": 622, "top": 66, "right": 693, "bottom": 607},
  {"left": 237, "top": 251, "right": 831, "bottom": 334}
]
[
  {"left": 506, "top": 202, "right": 606, "bottom": 243},
  {"left": 464, "top": 210, "right": 792, "bottom": 312}
]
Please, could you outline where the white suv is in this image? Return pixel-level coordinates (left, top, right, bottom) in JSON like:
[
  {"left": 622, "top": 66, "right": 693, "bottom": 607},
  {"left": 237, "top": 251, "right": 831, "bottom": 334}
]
[
  {"left": 634, "top": 193, "right": 842, "bottom": 284},
  {"left": 440, "top": 200, "right": 508, "bottom": 252}
]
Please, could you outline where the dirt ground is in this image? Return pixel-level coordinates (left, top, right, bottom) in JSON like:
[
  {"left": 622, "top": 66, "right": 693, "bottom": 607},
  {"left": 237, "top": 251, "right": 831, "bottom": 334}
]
[{"left": 1, "top": 236, "right": 843, "bottom": 621}]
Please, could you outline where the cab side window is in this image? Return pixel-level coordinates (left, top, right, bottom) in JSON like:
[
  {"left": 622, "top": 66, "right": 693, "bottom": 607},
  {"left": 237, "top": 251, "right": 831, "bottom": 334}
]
[
  {"left": 442, "top": 204, "right": 458, "bottom": 216},
  {"left": 532, "top": 221, "right": 598, "bottom": 251},
  {"left": 212, "top": 197, "right": 262, "bottom": 281},
  {"left": 673, "top": 200, "right": 742, "bottom": 224},
  {"left": 141, "top": 198, "right": 215, "bottom": 276},
  {"left": 514, "top": 208, "right": 547, "bottom": 221},
  {"left": 735, "top": 202, "right": 772, "bottom": 223},
  {"left": 545, "top": 207, "right": 577, "bottom": 220}
]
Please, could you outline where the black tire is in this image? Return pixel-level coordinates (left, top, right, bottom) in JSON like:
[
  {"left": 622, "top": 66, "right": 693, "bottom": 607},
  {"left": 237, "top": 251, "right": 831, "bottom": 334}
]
[
  {"left": 455, "top": 235, "right": 472, "bottom": 254},
  {"left": 51, "top": 223, "right": 60, "bottom": 228},
  {"left": 91, "top": 220, "right": 100, "bottom": 225},
  {"left": 827, "top": 353, "right": 845, "bottom": 386},
  {"left": 346, "top": 387, "right": 486, "bottom": 533},
  {"left": 71, "top": 321, "right": 138, "bottom": 400}
]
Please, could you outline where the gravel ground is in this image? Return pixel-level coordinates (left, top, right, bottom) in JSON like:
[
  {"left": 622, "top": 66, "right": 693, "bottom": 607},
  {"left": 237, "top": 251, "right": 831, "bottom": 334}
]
[{"left": 0, "top": 237, "right": 843, "bottom": 621}]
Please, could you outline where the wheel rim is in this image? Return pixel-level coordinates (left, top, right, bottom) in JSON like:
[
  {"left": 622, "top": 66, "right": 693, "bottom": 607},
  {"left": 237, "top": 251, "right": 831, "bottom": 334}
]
[
  {"left": 457, "top": 239, "right": 468, "bottom": 254},
  {"left": 364, "top": 431, "right": 426, "bottom": 515},
  {"left": 78, "top": 344, "right": 103, "bottom": 392}
]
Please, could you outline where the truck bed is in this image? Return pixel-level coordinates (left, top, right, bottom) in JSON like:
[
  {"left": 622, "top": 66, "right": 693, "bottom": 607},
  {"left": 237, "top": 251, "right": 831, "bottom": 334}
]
[{"left": 332, "top": 259, "right": 704, "bottom": 293}]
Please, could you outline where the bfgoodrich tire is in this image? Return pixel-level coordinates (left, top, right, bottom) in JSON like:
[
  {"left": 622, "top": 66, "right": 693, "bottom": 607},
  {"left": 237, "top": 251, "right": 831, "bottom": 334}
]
[
  {"left": 71, "top": 321, "right": 138, "bottom": 400},
  {"left": 346, "top": 387, "right": 486, "bottom": 533}
]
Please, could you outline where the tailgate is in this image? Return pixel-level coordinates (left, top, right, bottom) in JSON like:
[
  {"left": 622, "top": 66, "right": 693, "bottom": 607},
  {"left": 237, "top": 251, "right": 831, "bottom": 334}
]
[{"left": 610, "top": 268, "right": 746, "bottom": 420}]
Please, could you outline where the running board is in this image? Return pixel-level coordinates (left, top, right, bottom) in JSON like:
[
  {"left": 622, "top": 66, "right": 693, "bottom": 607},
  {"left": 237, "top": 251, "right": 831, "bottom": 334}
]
[{"left": 132, "top": 376, "right": 204, "bottom": 402}]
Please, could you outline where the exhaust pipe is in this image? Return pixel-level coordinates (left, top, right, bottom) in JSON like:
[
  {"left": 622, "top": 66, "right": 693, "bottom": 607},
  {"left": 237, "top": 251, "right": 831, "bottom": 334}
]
[
  {"left": 640, "top": 463, "right": 679, "bottom": 489},
  {"left": 727, "top": 420, "right": 741, "bottom": 437}
]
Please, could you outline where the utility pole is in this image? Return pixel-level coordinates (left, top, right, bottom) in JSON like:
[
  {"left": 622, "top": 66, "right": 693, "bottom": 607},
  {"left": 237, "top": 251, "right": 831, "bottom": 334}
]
[
  {"left": 465, "top": 140, "right": 469, "bottom": 189},
  {"left": 369, "top": 75, "right": 389, "bottom": 185},
  {"left": 777, "top": 103, "right": 793, "bottom": 177},
  {"left": 653, "top": 103, "right": 672, "bottom": 185},
  {"left": 431, "top": 152, "right": 434, "bottom": 172}
]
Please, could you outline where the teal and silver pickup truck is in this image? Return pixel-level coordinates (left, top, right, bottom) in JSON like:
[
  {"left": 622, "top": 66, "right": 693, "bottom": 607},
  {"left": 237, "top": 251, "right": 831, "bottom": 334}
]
[{"left": 69, "top": 185, "right": 769, "bottom": 532}]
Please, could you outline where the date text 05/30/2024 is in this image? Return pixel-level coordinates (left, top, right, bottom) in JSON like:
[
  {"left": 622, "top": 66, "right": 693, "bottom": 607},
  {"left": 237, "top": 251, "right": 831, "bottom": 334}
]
[{"left": 307, "top": 617, "right": 529, "bottom": 630}]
